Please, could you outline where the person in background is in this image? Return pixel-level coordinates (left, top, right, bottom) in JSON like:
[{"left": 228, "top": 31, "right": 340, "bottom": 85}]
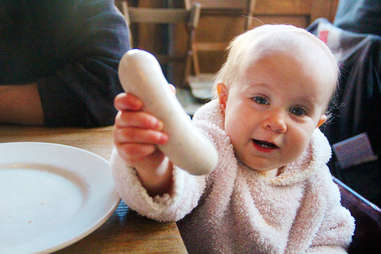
[
  {"left": 111, "top": 25, "right": 355, "bottom": 253},
  {"left": 0, "top": 0, "right": 130, "bottom": 126},
  {"left": 334, "top": 0, "right": 381, "bottom": 36},
  {"left": 307, "top": 0, "right": 381, "bottom": 206}
]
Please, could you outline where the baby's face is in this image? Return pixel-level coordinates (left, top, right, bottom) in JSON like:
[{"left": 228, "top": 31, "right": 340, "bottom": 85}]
[{"left": 219, "top": 47, "right": 336, "bottom": 172}]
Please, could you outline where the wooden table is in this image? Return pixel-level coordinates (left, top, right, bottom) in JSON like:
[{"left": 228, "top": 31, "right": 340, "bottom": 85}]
[{"left": 0, "top": 125, "right": 188, "bottom": 253}]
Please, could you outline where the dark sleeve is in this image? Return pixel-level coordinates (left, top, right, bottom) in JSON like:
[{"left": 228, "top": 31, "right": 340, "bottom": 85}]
[
  {"left": 334, "top": 0, "right": 381, "bottom": 36},
  {"left": 38, "top": 0, "right": 130, "bottom": 127}
]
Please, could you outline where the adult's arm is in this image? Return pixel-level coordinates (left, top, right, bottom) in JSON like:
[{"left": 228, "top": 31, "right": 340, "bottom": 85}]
[
  {"left": 37, "top": 0, "right": 130, "bottom": 126},
  {"left": 0, "top": 84, "right": 43, "bottom": 125}
]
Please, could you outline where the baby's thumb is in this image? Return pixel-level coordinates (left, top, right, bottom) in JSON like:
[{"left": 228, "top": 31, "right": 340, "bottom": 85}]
[{"left": 168, "top": 84, "right": 176, "bottom": 95}]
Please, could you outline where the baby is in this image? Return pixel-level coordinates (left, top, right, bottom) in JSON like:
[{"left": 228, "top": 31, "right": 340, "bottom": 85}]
[{"left": 111, "top": 25, "right": 355, "bottom": 253}]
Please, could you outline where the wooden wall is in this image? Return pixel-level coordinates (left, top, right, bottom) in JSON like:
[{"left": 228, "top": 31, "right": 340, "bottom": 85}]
[{"left": 118, "top": 0, "right": 339, "bottom": 86}]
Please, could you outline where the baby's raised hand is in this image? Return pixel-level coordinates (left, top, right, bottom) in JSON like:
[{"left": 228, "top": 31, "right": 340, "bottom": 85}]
[{"left": 113, "top": 92, "right": 168, "bottom": 166}]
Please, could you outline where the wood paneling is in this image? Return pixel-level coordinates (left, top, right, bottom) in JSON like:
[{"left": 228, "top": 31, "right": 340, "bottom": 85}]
[
  {"left": 119, "top": 0, "right": 339, "bottom": 86},
  {"left": 190, "top": 0, "right": 339, "bottom": 80},
  {"left": 254, "top": 0, "right": 311, "bottom": 15}
]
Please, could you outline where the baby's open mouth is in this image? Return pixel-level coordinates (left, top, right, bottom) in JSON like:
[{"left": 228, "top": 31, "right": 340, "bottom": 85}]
[{"left": 252, "top": 139, "right": 279, "bottom": 149}]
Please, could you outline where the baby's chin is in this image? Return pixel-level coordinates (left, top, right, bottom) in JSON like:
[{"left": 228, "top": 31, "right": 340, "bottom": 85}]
[
  {"left": 241, "top": 163, "right": 281, "bottom": 178},
  {"left": 234, "top": 150, "right": 293, "bottom": 174},
  {"left": 240, "top": 160, "right": 283, "bottom": 174}
]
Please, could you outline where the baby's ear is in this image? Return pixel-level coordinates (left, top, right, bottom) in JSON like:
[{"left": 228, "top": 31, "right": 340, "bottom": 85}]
[
  {"left": 317, "top": 114, "right": 327, "bottom": 128},
  {"left": 217, "top": 83, "right": 228, "bottom": 111}
]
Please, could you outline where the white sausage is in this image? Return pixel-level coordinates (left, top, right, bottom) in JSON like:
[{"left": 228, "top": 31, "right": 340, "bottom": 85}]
[{"left": 118, "top": 49, "right": 218, "bottom": 175}]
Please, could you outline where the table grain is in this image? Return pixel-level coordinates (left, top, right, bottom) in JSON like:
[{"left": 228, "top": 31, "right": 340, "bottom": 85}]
[{"left": 0, "top": 125, "right": 188, "bottom": 253}]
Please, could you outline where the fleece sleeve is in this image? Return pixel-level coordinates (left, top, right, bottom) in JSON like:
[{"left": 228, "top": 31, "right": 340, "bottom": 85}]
[
  {"left": 38, "top": 0, "right": 129, "bottom": 126},
  {"left": 110, "top": 148, "right": 207, "bottom": 222},
  {"left": 111, "top": 100, "right": 231, "bottom": 222},
  {"left": 306, "top": 179, "right": 355, "bottom": 254}
]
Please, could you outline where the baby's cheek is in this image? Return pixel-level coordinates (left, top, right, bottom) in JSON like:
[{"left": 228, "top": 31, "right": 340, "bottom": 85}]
[
  {"left": 223, "top": 114, "right": 235, "bottom": 136},
  {"left": 225, "top": 119, "right": 243, "bottom": 141},
  {"left": 284, "top": 133, "right": 310, "bottom": 163}
]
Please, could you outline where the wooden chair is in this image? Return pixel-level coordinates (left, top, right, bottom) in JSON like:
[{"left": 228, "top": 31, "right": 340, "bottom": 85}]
[
  {"left": 118, "top": 1, "right": 201, "bottom": 89},
  {"left": 184, "top": 0, "right": 256, "bottom": 101},
  {"left": 333, "top": 177, "right": 381, "bottom": 253}
]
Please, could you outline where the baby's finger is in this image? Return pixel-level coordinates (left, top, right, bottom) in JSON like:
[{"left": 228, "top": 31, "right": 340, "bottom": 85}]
[
  {"left": 113, "top": 127, "right": 168, "bottom": 145},
  {"left": 115, "top": 111, "right": 163, "bottom": 130},
  {"left": 116, "top": 143, "right": 157, "bottom": 163},
  {"left": 168, "top": 84, "right": 176, "bottom": 95},
  {"left": 114, "top": 92, "right": 143, "bottom": 111}
]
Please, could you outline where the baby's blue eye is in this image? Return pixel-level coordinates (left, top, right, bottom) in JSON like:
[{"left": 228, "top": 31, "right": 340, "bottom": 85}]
[
  {"left": 289, "top": 106, "right": 307, "bottom": 116},
  {"left": 252, "top": 96, "right": 269, "bottom": 105}
]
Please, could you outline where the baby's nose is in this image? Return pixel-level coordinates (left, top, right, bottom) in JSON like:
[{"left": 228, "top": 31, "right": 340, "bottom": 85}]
[{"left": 262, "top": 110, "right": 287, "bottom": 133}]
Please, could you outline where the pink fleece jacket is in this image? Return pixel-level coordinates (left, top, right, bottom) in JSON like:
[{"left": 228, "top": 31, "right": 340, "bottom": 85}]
[{"left": 111, "top": 100, "right": 355, "bottom": 254}]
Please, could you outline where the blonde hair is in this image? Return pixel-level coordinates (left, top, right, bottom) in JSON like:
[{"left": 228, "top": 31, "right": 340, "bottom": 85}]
[{"left": 213, "top": 24, "right": 339, "bottom": 95}]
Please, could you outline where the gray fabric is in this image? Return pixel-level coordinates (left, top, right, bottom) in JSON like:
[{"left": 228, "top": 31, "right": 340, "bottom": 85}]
[
  {"left": 307, "top": 18, "right": 381, "bottom": 207},
  {"left": 334, "top": 0, "right": 381, "bottom": 36}
]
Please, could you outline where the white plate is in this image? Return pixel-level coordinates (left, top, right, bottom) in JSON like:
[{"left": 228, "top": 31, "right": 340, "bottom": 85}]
[{"left": 0, "top": 142, "right": 120, "bottom": 254}]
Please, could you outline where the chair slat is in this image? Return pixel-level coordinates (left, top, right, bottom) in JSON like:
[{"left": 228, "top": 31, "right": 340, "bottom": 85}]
[
  {"left": 195, "top": 42, "right": 229, "bottom": 51},
  {"left": 128, "top": 8, "right": 190, "bottom": 24}
]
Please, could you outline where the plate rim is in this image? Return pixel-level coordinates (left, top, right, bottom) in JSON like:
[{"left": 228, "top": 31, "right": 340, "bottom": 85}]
[{"left": 0, "top": 141, "right": 120, "bottom": 253}]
